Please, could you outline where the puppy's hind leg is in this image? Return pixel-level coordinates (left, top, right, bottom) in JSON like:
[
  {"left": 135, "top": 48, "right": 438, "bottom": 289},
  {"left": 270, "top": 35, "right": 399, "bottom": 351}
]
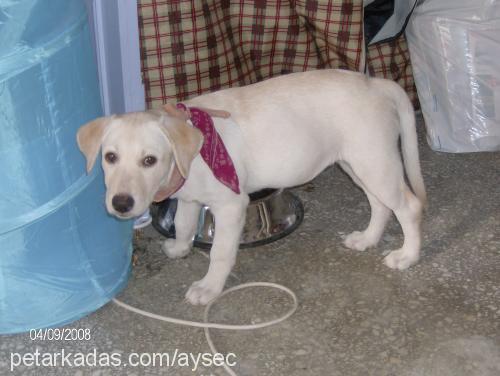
[
  {"left": 185, "top": 194, "right": 249, "bottom": 305},
  {"left": 342, "top": 154, "right": 423, "bottom": 270},
  {"left": 162, "top": 200, "right": 201, "bottom": 258},
  {"left": 339, "top": 161, "right": 391, "bottom": 251},
  {"left": 384, "top": 187, "right": 422, "bottom": 270}
]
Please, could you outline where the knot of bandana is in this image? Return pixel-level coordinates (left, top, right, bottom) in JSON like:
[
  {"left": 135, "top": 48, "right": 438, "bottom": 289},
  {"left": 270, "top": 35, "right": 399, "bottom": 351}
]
[{"left": 176, "top": 103, "right": 240, "bottom": 194}]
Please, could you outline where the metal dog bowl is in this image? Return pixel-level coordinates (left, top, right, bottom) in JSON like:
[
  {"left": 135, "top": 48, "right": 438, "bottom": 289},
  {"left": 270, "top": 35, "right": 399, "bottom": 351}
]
[{"left": 152, "top": 189, "right": 304, "bottom": 248}]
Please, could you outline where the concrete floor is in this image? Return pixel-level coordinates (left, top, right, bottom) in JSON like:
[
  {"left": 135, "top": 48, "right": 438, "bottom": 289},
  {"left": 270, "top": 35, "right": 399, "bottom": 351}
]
[{"left": 1, "top": 118, "right": 499, "bottom": 375}]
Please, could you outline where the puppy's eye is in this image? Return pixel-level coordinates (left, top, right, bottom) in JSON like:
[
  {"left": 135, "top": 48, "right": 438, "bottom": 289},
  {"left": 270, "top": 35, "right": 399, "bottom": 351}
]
[
  {"left": 143, "top": 155, "right": 157, "bottom": 167},
  {"left": 105, "top": 152, "right": 118, "bottom": 164}
]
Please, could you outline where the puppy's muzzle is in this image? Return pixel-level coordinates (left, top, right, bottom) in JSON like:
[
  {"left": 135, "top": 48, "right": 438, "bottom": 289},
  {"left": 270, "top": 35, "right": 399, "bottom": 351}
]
[{"left": 112, "top": 193, "right": 135, "bottom": 214}]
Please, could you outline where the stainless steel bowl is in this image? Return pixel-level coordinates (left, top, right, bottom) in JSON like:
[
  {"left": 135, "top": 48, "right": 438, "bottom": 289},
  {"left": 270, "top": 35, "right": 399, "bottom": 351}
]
[{"left": 152, "top": 189, "right": 304, "bottom": 248}]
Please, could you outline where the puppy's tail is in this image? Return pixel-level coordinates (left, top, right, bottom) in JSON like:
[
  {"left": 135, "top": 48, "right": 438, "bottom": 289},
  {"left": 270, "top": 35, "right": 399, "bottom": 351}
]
[{"left": 395, "top": 87, "right": 427, "bottom": 208}]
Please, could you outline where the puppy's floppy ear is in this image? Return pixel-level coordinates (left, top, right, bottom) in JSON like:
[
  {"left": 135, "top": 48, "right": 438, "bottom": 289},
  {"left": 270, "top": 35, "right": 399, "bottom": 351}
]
[
  {"left": 163, "top": 102, "right": 231, "bottom": 119},
  {"left": 76, "top": 116, "right": 112, "bottom": 173},
  {"left": 158, "top": 115, "right": 203, "bottom": 178},
  {"left": 163, "top": 103, "right": 191, "bottom": 121}
]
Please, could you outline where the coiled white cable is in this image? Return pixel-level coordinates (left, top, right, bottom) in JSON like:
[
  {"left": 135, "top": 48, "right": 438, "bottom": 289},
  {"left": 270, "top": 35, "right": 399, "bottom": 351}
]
[{"left": 112, "top": 281, "right": 298, "bottom": 376}]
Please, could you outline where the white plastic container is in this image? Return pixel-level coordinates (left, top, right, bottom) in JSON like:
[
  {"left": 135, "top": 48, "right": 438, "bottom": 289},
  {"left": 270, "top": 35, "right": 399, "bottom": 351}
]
[{"left": 406, "top": 0, "right": 500, "bottom": 152}]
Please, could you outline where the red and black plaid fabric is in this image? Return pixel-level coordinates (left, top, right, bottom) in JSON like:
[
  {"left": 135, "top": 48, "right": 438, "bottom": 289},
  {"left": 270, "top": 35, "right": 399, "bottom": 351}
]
[
  {"left": 367, "top": 34, "right": 418, "bottom": 108},
  {"left": 138, "top": 0, "right": 417, "bottom": 108}
]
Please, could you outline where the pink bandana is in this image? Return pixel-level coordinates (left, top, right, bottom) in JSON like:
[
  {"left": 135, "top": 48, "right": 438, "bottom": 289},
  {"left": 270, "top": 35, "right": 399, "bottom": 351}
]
[{"left": 176, "top": 103, "right": 240, "bottom": 194}]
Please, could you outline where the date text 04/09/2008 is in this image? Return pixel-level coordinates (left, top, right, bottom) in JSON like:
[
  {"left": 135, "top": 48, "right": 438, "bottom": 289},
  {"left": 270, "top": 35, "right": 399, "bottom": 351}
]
[{"left": 29, "top": 328, "right": 91, "bottom": 341}]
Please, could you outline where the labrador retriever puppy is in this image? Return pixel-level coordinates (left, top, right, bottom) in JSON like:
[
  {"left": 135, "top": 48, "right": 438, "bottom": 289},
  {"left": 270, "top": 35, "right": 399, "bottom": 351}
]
[{"left": 77, "top": 69, "right": 426, "bottom": 305}]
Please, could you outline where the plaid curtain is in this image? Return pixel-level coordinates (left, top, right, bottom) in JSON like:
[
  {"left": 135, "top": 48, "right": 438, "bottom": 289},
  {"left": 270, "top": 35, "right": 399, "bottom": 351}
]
[
  {"left": 138, "top": 0, "right": 417, "bottom": 108},
  {"left": 367, "top": 33, "right": 418, "bottom": 107}
]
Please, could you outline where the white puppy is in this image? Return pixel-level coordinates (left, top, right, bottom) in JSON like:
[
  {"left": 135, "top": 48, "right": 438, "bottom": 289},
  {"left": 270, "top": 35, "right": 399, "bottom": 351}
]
[{"left": 77, "top": 69, "right": 426, "bottom": 305}]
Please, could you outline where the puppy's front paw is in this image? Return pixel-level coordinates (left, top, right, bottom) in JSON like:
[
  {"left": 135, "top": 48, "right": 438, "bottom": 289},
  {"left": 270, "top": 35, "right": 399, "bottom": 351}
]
[
  {"left": 384, "top": 249, "right": 419, "bottom": 270},
  {"left": 343, "top": 231, "right": 377, "bottom": 251},
  {"left": 185, "top": 278, "right": 223, "bottom": 305},
  {"left": 162, "top": 239, "right": 192, "bottom": 259}
]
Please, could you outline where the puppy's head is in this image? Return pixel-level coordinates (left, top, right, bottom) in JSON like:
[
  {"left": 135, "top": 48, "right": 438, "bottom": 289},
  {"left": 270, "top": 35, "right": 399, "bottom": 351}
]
[{"left": 76, "top": 108, "right": 203, "bottom": 219}]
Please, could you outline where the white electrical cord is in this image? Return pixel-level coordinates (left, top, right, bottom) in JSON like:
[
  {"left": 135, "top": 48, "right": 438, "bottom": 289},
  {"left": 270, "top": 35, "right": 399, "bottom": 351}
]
[{"left": 112, "top": 281, "right": 298, "bottom": 376}]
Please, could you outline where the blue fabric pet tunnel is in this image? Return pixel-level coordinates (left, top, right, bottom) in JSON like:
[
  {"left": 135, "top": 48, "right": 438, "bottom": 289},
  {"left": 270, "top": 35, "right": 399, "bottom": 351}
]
[{"left": 0, "top": 0, "right": 133, "bottom": 334}]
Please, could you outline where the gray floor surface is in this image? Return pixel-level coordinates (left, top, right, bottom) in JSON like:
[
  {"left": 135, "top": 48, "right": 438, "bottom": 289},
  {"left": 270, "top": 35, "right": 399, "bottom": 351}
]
[{"left": 1, "top": 117, "right": 499, "bottom": 375}]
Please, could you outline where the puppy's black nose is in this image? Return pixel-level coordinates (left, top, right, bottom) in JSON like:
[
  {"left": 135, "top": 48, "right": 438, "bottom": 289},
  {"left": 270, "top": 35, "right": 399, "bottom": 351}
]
[{"left": 112, "top": 194, "right": 134, "bottom": 213}]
